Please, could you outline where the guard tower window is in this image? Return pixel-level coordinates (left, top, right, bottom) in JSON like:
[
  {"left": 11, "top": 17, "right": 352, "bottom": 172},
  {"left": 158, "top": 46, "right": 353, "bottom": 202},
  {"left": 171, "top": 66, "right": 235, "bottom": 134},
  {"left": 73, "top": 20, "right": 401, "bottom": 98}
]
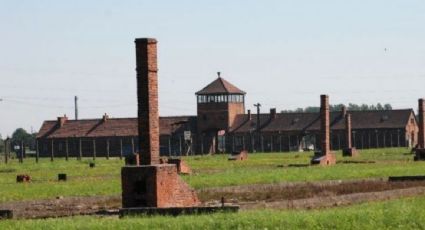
[{"left": 197, "top": 94, "right": 244, "bottom": 103}]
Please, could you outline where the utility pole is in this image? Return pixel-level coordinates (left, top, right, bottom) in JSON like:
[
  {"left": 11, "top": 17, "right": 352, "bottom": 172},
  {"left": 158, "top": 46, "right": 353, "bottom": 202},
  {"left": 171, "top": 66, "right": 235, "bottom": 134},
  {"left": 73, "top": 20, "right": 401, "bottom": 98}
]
[{"left": 74, "top": 96, "right": 79, "bottom": 120}]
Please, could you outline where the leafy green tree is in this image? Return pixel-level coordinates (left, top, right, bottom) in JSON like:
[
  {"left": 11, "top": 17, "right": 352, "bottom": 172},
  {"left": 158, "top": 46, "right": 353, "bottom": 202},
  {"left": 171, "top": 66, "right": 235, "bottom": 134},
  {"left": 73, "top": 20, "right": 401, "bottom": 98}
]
[
  {"left": 11, "top": 128, "right": 35, "bottom": 150},
  {"left": 281, "top": 103, "right": 393, "bottom": 113}
]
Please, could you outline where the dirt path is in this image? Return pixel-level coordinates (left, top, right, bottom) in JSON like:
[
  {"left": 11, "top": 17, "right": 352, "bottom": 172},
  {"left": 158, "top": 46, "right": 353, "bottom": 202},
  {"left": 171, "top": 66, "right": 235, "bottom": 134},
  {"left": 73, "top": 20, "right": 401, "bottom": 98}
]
[
  {"left": 239, "top": 186, "right": 425, "bottom": 210},
  {"left": 0, "top": 195, "right": 121, "bottom": 219},
  {"left": 2, "top": 178, "right": 425, "bottom": 219},
  {"left": 199, "top": 178, "right": 425, "bottom": 202}
]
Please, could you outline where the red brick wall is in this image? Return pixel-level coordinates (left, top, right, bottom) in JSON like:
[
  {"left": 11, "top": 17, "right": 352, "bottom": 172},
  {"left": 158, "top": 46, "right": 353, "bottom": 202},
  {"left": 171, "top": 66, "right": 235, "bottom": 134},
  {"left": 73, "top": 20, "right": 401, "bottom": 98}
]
[
  {"left": 135, "top": 38, "right": 160, "bottom": 165},
  {"left": 121, "top": 165, "right": 199, "bottom": 208},
  {"left": 320, "top": 95, "right": 330, "bottom": 155},
  {"left": 345, "top": 114, "right": 352, "bottom": 149}
]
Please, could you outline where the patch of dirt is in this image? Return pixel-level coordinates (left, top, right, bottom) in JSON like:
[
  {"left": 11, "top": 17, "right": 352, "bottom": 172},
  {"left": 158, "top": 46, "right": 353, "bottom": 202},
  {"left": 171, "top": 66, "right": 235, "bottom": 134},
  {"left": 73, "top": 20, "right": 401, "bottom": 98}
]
[
  {"left": 3, "top": 178, "right": 425, "bottom": 219},
  {"left": 239, "top": 186, "right": 425, "bottom": 210},
  {"left": 0, "top": 195, "right": 121, "bottom": 219},
  {"left": 198, "top": 178, "right": 425, "bottom": 203}
]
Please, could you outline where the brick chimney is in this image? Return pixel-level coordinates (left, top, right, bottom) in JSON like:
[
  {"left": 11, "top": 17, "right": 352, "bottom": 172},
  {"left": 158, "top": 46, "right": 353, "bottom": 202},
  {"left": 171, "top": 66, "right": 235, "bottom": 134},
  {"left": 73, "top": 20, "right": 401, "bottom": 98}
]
[
  {"left": 102, "top": 113, "right": 109, "bottom": 122},
  {"left": 345, "top": 113, "right": 352, "bottom": 149},
  {"left": 135, "top": 38, "right": 160, "bottom": 165},
  {"left": 270, "top": 108, "right": 277, "bottom": 119},
  {"left": 247, "top": 109, "right": 252, "bottom": 120},
  {"left": 57, "top": 115, "right": 68, "bottom": 127},
  {"left": 320, "top": 95, "right": 330, "bottom": 155},
  {"left": 419, "top": 99, "right": 425, "bottom": 148}
]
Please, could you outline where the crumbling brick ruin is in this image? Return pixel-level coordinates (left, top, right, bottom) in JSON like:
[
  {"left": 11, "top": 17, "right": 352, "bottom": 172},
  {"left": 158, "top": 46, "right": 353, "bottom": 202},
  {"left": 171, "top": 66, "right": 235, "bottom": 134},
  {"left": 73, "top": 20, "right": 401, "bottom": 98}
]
[
  {"left": 342, "top": 113, "right": 359, "bottom": 157},
  {"left": 414, "top": 98, "right": 425, "bottom": 161},
  {"left": 311, "top": 95, "right": 336, "bottom": 166},
  {"left": 121, "top": 38, "right": 199, "bottom": 208},
  {"left": 161, "top": 157, "right": 193, "bottom": 175},
  {"left": 228, "top": 150, "right": 248, "bottom": 161}
]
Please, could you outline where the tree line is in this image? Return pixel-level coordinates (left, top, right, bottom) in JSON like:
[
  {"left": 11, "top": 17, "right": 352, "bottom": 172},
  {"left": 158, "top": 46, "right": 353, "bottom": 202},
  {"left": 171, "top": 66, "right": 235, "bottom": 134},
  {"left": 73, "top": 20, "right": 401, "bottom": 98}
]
[
  {"left": 0, "top": 128, "right": 37, "bottom": 152},
  {"left": 281, "top": 103, "right": 393, "bottom": 113}
]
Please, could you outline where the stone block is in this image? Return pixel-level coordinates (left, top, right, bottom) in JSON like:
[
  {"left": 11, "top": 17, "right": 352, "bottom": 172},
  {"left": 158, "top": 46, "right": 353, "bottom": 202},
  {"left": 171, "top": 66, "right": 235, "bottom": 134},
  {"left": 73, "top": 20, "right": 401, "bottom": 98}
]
[
  {"left": 0, "top": 210, "right": 13, "bottom": 219},
  {"left": 16, "top": 174, "right": 31, "bottom": 183}
]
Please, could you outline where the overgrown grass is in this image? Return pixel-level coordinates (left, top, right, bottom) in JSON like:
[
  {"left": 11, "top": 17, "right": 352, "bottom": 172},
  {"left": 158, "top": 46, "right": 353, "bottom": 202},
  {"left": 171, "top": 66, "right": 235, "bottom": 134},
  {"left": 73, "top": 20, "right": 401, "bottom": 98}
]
[
  {"left": 0, "top": 148, "right": 423, "bottom": 202},
  {"left": 184, "top": 147, "right": 425, "bottom": 189},
  {"left": 2, "top": 194, "right": 425, "bottom": 229}
]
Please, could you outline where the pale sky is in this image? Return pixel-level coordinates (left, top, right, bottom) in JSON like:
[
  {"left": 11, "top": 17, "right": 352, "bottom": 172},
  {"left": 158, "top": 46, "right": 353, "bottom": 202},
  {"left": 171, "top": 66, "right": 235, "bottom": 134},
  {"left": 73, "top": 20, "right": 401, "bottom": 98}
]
[{"left": 1, "top": 0, "right": 425, "bottom": 136}]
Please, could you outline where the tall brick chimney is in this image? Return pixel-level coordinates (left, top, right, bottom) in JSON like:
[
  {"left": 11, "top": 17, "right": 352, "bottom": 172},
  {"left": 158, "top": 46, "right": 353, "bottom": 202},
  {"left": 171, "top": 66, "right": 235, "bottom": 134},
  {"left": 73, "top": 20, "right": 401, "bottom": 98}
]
[
  {"left": 135, "top": 38, "right": 159, "bottom": 165},
  {"left": 320, "top": 95, "right": 330, "bottom": 155},
  {"left": 121, "top": 38, "right": 200, "bottom": 210},
  {"left": 311, "top": 95, "right": 336, "bottom": 165},
  {"left": 247, "top": 109, "right": 252, "bottom": 120},
  {"left": 345, "top": 113, "right": 352, "bottom": 149},
  {"left": 418, "top": 99, "right": 425, "bottom": 148}
]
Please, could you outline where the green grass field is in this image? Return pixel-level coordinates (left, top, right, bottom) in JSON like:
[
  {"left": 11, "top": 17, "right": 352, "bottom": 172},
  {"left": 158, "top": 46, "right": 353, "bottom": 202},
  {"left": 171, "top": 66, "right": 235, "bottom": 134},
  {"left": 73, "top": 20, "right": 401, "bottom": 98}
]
[
  {"left": 2, "top": 194, "right": 425, "bottom": 229},
  {"left": 0, "top": 147, "right": 424, "bottom": 202},
  {"left": 1, "top": 147, "right": 425, "bottom": 229}
]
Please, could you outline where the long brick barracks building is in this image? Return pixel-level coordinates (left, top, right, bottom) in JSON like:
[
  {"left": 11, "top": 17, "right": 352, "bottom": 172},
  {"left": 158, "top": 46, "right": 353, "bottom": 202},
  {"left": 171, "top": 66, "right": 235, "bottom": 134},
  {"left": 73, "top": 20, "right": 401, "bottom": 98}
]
[{"left": 36, "top": 77, "right": 418, "bottom": 157}]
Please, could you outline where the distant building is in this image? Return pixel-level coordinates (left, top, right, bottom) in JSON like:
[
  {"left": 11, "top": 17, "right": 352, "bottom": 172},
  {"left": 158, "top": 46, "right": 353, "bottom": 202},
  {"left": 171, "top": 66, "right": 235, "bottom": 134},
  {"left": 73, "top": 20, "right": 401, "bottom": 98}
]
[{"left": 36, "top": 76, "right": 418, "bottom": 157}]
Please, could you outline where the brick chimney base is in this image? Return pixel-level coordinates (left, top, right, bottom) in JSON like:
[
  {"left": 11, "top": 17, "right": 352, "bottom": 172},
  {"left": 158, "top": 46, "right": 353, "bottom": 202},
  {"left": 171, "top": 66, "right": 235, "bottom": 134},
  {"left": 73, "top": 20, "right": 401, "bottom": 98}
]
[
  {"left": 121, "top": 164, "right": 200, "bottom": 208},
  {"left": 311, "top": 152, "right": 336, "bottom": 166},
  {"left": 228, "top": 150, "right": 248, "bottom": 161},
  {"left": 414, "top": 148, "right": 425, "bottom": 161},
  {"left": 342, "top": 148, "right": 359, "bottom": 157}
]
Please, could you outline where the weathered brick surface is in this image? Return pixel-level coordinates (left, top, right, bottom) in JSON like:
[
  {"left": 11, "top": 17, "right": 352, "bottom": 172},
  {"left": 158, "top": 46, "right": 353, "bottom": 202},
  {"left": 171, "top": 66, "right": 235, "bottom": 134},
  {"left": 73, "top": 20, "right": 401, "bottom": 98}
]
[
  {"left": 345, "top": 114, "right": 352, "bottom": 149},
  {"left": 121, "top": 165, "right": 199, "bottom": 208},
  {"left": 135, "top": 38, "right": 160, "bottom": 165},
  {"left": 121, "top": 37, "right": 199, "bottom": 208},
  {"left": 312, "top": 95, "right": 336, "bottom": 165},
  {"left": 167, "top": 158, "right": 192, "bottom": 175},
  {"left": 343, "top": 113, "right": 359, "bottom": 157},
  {"left": 321, "top": 95, "right": 330, "bottom": 155}
]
